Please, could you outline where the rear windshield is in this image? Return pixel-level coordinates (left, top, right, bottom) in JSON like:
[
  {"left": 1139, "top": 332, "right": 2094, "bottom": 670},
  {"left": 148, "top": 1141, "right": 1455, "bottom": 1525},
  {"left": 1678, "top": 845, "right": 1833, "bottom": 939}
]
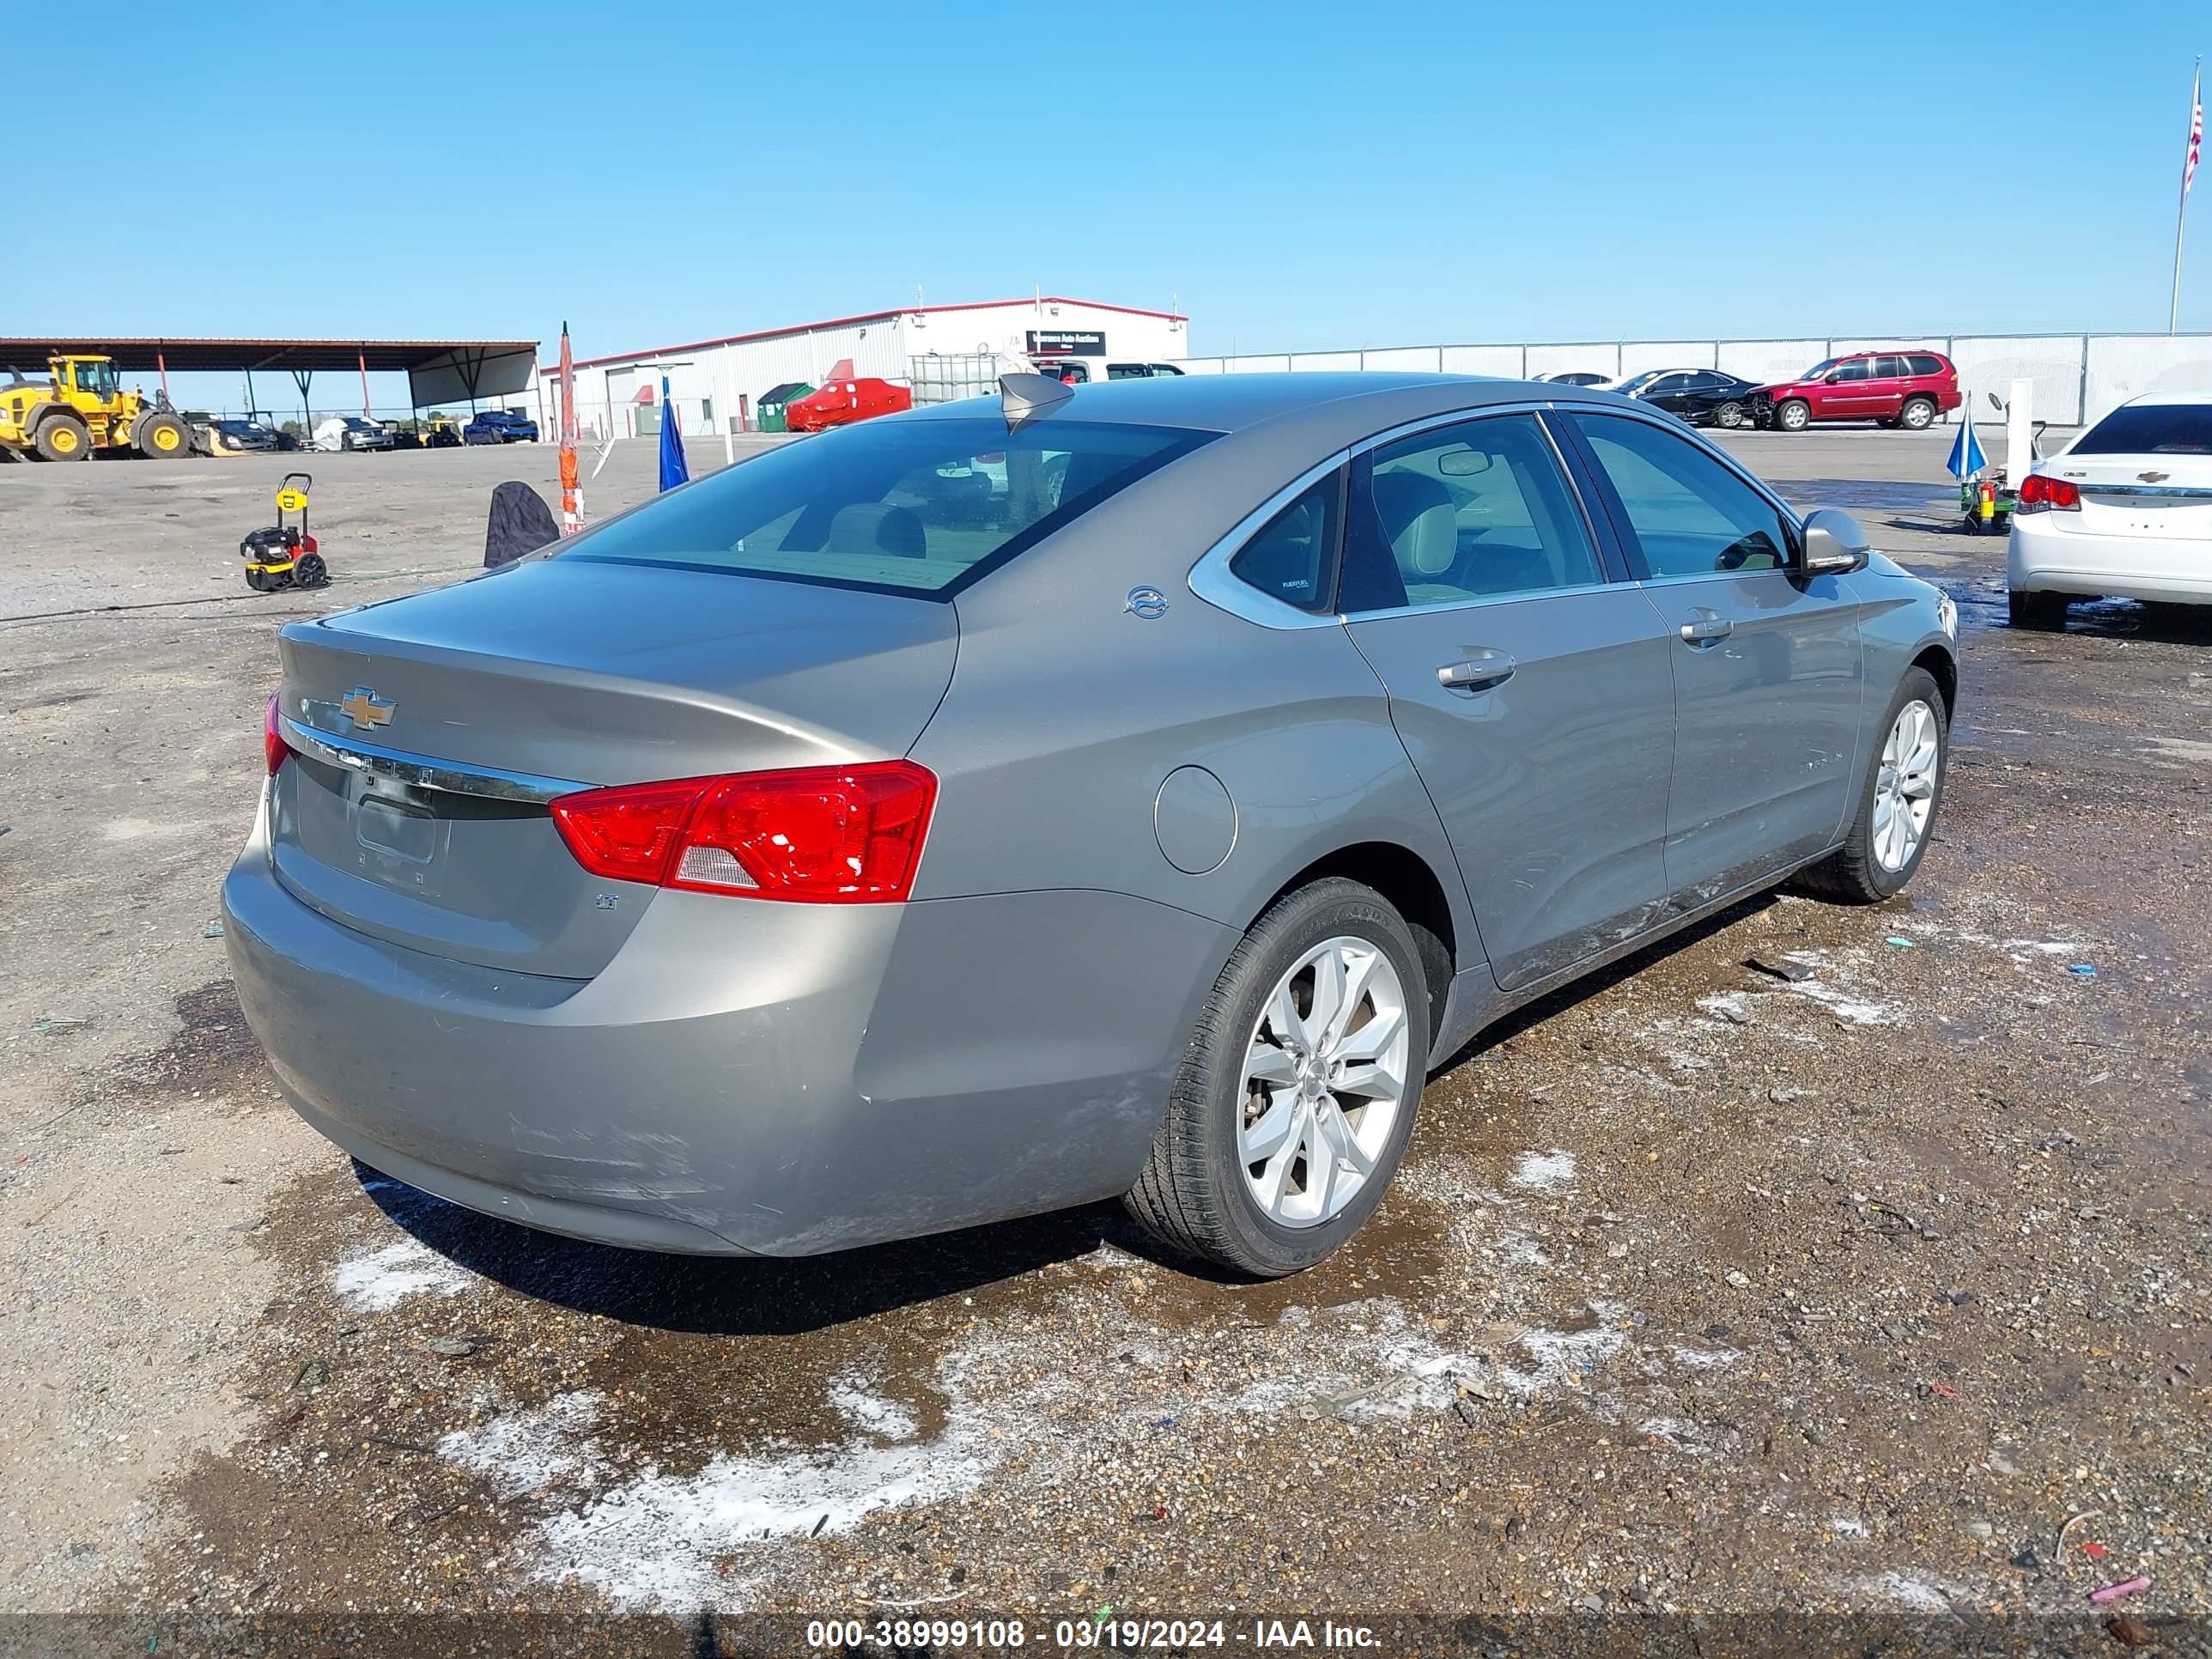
[
  {"left": 560, "top": 415, "right": 1212, "bottom": 597},
  {"left": 2072, "top": 404, "right": 2212, "bottom": 455}
]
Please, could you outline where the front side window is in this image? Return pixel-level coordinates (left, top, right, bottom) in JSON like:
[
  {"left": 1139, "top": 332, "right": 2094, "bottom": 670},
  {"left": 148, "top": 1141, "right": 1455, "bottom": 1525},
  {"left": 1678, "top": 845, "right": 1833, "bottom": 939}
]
[
  {"left": 1830, "top": 360, "right": 1873, "bottom": 383},
  {"left": 1230, "top": 472, "right": 1340, "bottom": 612},
  {"left": 1571, "top": 414, "right": 1793, "bottom": 578},
  {"left": 2072, "top": 404, "right": 2212, "bottom": 455},
  {"left": 562, "top": 416, "right": 1211, "bottom": 597},
  {"left": 1340, "top": 414, "right": 1604, "bottom": 611}
]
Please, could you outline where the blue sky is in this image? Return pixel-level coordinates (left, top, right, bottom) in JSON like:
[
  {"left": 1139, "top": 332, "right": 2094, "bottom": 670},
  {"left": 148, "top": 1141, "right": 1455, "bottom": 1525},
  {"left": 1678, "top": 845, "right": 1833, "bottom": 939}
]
[{"left": 12, "top": 0, "right": 2208, "bottom": 390}]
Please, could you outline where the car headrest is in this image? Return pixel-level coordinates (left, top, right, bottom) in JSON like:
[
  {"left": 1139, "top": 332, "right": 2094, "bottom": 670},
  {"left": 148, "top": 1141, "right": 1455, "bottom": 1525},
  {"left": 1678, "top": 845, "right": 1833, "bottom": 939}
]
[
  {"left": 826, "top": 502, "right": 927, "bottom": 559},
  {"left": 1371, "top": 470, "right": 1457, "bottom": 577}
]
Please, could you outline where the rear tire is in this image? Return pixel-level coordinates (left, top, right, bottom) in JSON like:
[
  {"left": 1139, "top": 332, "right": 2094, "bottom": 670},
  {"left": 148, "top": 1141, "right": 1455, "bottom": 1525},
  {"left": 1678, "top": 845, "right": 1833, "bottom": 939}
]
[
  {"left": 34, "top": 413, "right": 92, "bottom": 461},
  {"left": 2008, "top": 588, "right": 2067, "bottom": 629},
  {"left": 135, "top": 410, "right": 191, "bottom": 459},
  {"left": 1714, "top": 401, "right": 1745, "bottom": 428},
  {"left": 1796, "top": 667, "right": 1948, "bottom": 904},
  {"left": 1125, "top": 878, "right": 1431, "bottom": 1279},
  {"left": 294, "top": 553, "right": 329, "bottom": 588},
  {"left": 1775, "top": 399, "right": 1811, "bottom": 433},
  {"left": 1900, "top": 397, "right": 1937, "bottom": 431}
]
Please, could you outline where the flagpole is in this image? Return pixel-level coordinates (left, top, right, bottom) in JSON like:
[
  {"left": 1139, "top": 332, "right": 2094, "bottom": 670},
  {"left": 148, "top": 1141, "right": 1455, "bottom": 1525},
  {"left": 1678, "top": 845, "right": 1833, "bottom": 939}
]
[{"left": 2174, "top": 58, "right": 2201, "bottom": 336}]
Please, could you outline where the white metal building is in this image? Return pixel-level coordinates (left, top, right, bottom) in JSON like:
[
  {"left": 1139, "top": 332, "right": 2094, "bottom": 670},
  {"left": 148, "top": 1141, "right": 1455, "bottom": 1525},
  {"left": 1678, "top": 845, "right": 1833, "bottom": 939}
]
[{"left": 534, "top": 295, "right": 1188, "bottom": 439}]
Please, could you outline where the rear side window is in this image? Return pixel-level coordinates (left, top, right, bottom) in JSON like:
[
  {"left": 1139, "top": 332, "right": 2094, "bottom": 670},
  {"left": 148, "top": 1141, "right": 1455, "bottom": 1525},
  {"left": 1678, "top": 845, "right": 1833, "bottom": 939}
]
[
  {"left": 1341, "top": 414, "right": 1603, "bottom": 611},
  {"left": 561, "top": 416, "right": 1212, "bottom": 597},
  {"left": 2072, "top": 404, "right": 2212, "bottom": 454},
  {"left": 1571, "top": 414, "right": 1793, "bottom": 578},
  {"left": 1874, "top": 356, "right": 1911, "bottom": 378},
  {"left": 1231, "top": 474, "right": 1340, "bottom": 612},
  {"left": 1907, "top": 354, "right": 1947, "bottom": 375}
]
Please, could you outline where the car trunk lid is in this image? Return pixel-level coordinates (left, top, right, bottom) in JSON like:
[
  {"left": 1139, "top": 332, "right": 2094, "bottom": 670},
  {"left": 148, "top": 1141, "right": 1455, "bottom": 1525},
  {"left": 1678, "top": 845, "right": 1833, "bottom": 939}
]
[
  {"left": 268, "top": 557, "right": 957, "bottom": 975},
  {"left": 2044, "top": 453, "right": 2212, "bottom": 541}
]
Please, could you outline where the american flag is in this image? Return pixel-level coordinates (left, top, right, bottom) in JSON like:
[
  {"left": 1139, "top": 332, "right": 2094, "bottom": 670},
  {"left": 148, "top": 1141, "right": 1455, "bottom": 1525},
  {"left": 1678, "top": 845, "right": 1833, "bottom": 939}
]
[{"left": 2189, "top": 63, "right": 2203, "bottom": 202}]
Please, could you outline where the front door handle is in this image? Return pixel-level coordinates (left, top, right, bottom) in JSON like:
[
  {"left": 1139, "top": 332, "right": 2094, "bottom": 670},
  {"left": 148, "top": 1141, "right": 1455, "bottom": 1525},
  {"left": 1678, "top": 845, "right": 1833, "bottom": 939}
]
[
  {"left": 1679, "top": 612, "right": 1733, "bottom": 646},
  {"left": 1438, "top": 651, "right": 1516, "bottom": 693}
]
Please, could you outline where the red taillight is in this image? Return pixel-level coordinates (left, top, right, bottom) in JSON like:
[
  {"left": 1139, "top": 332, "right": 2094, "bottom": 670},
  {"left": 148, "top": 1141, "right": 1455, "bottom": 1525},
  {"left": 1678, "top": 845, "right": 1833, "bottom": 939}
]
[
  {"left": 264, "top": 695, "right": 289, "bottom": 775},
  {"left": 550, "top": 760, "right": 937, "bottom": 903},
  {"left": 2016, "top": 473, "right": 2081, "bottom": 513}
]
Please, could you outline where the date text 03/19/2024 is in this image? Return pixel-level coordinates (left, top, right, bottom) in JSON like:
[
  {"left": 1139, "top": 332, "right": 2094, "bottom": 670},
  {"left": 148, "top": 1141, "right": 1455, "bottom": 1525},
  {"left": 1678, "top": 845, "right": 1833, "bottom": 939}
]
[{"left": 805, "top": 1619, "right": 1381, "bottom": 1650}]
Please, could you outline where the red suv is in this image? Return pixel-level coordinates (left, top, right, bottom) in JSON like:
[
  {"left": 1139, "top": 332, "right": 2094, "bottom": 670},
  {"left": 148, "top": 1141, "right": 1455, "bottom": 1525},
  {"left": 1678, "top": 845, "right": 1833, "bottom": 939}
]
[{"left": 1751, "top": 351, "right": 1960, "bottom": 433}]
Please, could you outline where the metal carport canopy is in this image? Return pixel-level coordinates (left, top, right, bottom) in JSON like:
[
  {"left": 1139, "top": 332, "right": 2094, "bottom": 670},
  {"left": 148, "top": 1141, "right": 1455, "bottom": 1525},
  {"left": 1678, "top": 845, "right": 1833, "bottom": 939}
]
[{"left": 0, "top": 337, "right": 538, "bottom": 406}]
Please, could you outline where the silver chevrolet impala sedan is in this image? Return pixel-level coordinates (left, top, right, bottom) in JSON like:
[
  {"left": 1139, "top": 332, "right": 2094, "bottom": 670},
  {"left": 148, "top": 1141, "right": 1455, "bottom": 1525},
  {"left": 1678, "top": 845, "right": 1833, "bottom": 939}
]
[{"left": 225, "top": 372, "right": 1959, "bottom": 1278}]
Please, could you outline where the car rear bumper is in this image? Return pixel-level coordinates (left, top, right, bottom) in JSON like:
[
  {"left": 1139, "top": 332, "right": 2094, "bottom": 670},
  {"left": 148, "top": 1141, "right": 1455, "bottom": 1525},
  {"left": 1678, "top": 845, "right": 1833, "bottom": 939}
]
[
  {"left": 222, "top": 794, "right": 1232, "bottom": 1255},
  {"left": 2008, "top": 516, "right": 2212, "bottom": 605}
]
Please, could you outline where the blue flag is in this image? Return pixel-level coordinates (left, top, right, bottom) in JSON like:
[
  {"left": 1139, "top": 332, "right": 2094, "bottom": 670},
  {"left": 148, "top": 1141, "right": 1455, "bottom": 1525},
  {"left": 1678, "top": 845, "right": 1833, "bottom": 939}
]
[
  {"left": 1946, "top": 400, "right": 1987, "bottom": 480},
  {"left": 658, "top": 374, "right": 689, "bottom": 492}
]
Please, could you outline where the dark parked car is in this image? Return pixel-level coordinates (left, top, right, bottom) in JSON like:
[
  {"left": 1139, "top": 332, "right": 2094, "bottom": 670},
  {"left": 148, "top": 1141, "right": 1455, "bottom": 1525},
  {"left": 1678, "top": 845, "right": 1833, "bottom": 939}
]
[
  {"left": 465, "top": 410, "right": 540, "bottom": 444},
  {"left": 1532, "top": 371, "right": 1612, "bottom": 388},
  {"left": 1611, "top": 369, "right": 1763, "bottom": 428}
]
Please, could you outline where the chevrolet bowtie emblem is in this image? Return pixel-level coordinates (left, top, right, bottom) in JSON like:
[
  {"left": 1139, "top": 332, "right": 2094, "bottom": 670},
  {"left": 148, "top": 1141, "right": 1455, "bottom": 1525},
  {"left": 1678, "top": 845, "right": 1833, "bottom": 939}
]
[
  {"left": 339, "top": 687, "right": 395, "bottom": 731},
  {"left": 2139, "top": 471, "right": 2169, "bottom": 483}
]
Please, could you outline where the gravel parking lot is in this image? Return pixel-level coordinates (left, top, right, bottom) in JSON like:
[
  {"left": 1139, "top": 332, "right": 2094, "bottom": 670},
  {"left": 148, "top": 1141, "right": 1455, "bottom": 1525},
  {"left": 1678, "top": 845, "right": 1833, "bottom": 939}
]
[{"left": 2, "top": 428, "right": 2206, "bottom": 1654}]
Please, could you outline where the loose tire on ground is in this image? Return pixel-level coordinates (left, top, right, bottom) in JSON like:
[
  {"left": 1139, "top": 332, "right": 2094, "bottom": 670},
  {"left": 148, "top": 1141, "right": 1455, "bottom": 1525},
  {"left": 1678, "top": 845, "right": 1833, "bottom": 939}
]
[
  {"left": 1774, "top": 399, "right": 1811, "bottom": 432},
  {"left": 1899, "top": 397, "right": 1937, "bottom": 431},
  {"left": 2008, "top": 588, "right": 2068, "bottom": 629},
  {"left": 1796, "top": 666, "right": 1948, "bottom": 905},
  {"left": 34, "top": 413, "right": 92, "bottom": 462},
  {"left": 1124, "top": 877, "right": 1431, "bottom": 1278},
  {"left": 135, "top": 410, "right": 191, "bottom": 459}
]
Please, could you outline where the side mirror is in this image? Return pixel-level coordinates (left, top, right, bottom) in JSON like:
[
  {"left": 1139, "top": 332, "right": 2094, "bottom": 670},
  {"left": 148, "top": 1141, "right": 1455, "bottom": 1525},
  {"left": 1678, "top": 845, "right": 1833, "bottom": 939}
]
[{"left": 1800, "top": 507, "right": 1870, "bottom": 576}]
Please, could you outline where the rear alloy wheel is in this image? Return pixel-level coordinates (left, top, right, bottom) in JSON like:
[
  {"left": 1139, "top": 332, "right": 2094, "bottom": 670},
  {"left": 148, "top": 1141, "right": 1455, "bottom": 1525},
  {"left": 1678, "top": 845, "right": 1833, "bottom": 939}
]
[
  {"left": 2008, "top": 588, "right": 2068, "bottom": 629},
  {"left": 34, "top": 413, "right": 92, "bottom": 461},
  {"left": 136, "top": 410, "right": 191, "bottom": 459},
  {"left": 1775, "top": 399, "right": 1811, "bottom": 433},
  {"left": 294, "top": 553, "right": 329, "bottom": 588},
  {"left": 1714, "top": 400, "right": 1745, "bottom": 428},
  {"left": 1900, "top": 397, "right": 1937, "bottom": 431},
  {"left": 1797, "top": 667, "right": 1948, "bottom": 903},
  {"left": 1126, "top": 878, "right": 1429, "bottom": 1278}
]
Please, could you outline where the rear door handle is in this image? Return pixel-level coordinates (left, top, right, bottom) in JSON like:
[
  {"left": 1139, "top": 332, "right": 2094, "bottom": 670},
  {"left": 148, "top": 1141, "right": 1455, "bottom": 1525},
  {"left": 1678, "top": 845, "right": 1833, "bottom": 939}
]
[
  {"left": 1679, "top": 613, "right": 1733, "bottom": 645},
  {"left": 1437, "top": 651, "right": 1516, "bottom": 693}
]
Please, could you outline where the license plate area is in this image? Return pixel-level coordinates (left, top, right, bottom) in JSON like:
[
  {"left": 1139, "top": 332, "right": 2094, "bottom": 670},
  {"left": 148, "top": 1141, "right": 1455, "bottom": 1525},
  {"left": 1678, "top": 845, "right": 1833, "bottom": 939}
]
[{"left": 346, "top": 773, "right": 450, "bottom": 896}]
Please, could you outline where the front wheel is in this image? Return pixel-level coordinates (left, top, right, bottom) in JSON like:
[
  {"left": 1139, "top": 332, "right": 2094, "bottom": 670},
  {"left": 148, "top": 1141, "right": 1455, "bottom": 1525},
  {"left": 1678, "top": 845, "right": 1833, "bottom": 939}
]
[
  {"left": 1125, "top": 878, "right": 1431, "bottom": 1278},
  {"left": 1796, "top": 667, "right": 1948, "bottom": 903},
  {"left": 135, "top": 410, "right": 191, "bottom": 459},
  {"left": 35, "top": 413, "right": 92, "bottom": 461},
  {"left": 1900, "top": 397, "right": 1937, "bottom": 431},
  {"left": 1775, "top": 399, "right": 1811, "bottom": 433},
  {"left": 1714, "top": 400, "right": 1745, "bottom": 428}
]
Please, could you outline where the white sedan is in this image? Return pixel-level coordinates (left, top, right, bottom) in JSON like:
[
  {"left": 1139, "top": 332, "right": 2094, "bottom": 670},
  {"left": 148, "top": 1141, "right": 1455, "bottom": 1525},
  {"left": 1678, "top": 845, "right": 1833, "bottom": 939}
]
[{"left": 2008, "top": 392, "right": 2212, "bottom": 626}]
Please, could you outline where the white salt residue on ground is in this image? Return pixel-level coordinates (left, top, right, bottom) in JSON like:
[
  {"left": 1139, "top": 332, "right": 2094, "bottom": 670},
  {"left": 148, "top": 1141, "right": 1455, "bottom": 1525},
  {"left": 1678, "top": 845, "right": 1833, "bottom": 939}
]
[
  {"left": 825, "top": 1374, "right": 919, "bottom": 1443},
  {"left": 437, "top": 1328, "right": 1068, "bottom": 1611},
  {"left": 329, "top": 1238, "right": 476, "bottom": 1312},
  {"left": 1508, "top": 1149, "right": 1577, "bottom": 1194},
  {"left": 439, "top": 1392, "right": 606, "bottom": 1495}
]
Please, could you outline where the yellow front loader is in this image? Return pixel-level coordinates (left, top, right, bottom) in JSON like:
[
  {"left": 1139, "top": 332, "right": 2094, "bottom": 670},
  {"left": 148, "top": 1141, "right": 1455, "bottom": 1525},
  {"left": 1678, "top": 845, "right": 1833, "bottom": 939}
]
[{"left": 0, "top": 355, "right": 192, "bottom": 461}]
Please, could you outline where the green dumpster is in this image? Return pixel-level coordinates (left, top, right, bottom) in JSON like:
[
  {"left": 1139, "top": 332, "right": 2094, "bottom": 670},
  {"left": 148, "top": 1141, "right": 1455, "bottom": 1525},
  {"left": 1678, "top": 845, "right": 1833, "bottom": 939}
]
[{"left": 757, "top": 382, "right": 813, "bottom": 434}]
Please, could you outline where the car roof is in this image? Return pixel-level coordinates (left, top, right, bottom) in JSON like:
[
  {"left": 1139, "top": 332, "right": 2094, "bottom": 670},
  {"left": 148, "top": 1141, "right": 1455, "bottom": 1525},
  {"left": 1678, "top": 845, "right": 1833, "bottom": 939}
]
[
  {"left": 2120, "top": 388, "right": 2212, "bottom": 407},
  {"left": 900, "top": 371, "right": 1630, "bottom": 438}
]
